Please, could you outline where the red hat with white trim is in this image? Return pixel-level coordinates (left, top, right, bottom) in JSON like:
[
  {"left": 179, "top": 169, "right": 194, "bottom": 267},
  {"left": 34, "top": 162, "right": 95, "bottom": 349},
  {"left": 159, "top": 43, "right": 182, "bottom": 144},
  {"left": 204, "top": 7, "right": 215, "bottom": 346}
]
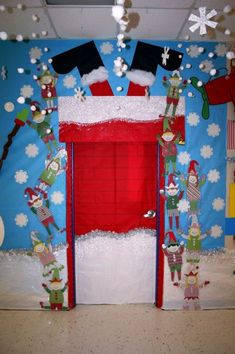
[
  {"left": 24, "top": 188, "right": 40, "bottom": 206},
  {"left": 165, "top": 173, "right": 179, "bottom": 189},
  {"left": 188, "top": 160, "right": 199, "bottom": 175}
]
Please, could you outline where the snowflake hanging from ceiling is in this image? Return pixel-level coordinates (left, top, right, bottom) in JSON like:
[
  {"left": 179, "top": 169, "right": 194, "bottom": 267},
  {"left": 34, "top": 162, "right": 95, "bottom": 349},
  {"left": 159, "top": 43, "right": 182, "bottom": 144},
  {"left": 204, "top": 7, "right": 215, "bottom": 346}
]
[{"left": 188, "top": 7, "right": 218, "bottom": 36}]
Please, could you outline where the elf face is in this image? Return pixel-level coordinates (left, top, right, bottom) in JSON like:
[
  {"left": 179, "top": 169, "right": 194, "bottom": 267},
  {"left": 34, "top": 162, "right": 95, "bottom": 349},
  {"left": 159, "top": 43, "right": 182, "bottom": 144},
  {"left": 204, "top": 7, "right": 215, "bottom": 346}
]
[
  {"left": 34, "top": 242, "right": 45, "bottom": 253},
  {"left": 162, "top": 131, "right": 175, "bottom": 142},
  {"left": 167, "top": 243, "right": 180, "bottom": 253},
  {"left": 166, "top": 186, "right": 179, "bottom": 197},
  {"left": 33, "top": 112, "right": 46, "bottom": 124},
  {"left": 188, "top": 175, "right": 197, "bottom": 184},
  {"left": 32, "top": 198, "right": 43, "bottom": 208},
  {"left": 187, "top": 275, "right": 197, "bottom": 285},
  {"left": 48, "top": 161, "right": 59, "bottom": 171},
  {"left": 189, "top": 226, "right": 200, "bottom": 237},
  {"left": 50, "top": 281, "right": 63, "bottom": 291},
  {"left": 41, "top": 74, "right": 52, "bottom": 85}
]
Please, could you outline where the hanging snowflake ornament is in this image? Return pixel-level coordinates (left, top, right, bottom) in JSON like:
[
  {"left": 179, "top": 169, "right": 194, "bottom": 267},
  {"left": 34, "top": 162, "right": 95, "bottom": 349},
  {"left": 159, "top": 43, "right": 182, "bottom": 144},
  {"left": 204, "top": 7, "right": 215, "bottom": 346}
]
[
  {"left": 100, "top": 41, "right": 114, "bottom": 55},
  {"left": 15, "top": 213, "right": 28, "bottom": 227},
  {"left": 177, "top": 199, "right": 190, "bottom": 213},
  {"left": 207, "top": 123, "right": 221, "bottom": 137},
  {"left": 211, "top": 224, "right": 223, "bottom": 238},
  {"left": 74, "top": 87, "right": 86, "bottom": 102},
  {"left": 51, "top": 191, "right": 64, "bottom": 205},
  {"left": 177, "top": 151, "right": 191, "bottom": 165},
  {"left": 14, "top": 170, "right": 28, "bottom": 184},
  {"left": 20, "top": 85, "right": 34, "bottom": 98},
  {"left": 188, "top": 7, "right": 218, "bottom": 36},
  {"left": 63, "top": 75, "right": 77, "bottom": 89},
  {"left": 187, "top": 112, "right": 200, "bottom": 127},
  {"left": 212, "top": 197, "right": 225, "bottom": 211},
  {"left": 25, "top": 143, "right": 39, "bottom": 158},
  {"left": 207, "top": 169, "right": 220, "bottom": 183}
]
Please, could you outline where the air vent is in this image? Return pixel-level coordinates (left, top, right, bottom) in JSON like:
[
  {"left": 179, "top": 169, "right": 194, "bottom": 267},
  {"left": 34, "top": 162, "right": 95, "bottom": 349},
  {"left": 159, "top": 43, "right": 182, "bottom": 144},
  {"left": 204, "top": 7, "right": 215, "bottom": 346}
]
[{"left": 46, "top": 0, "right": 115, "bottom": 5}]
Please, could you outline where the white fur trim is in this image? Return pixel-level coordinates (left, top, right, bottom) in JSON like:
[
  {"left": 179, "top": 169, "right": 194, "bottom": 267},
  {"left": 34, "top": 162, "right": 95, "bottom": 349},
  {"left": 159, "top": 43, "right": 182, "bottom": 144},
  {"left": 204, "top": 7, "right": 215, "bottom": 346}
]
[
  {"left": 81, "top": 66, "right": 109, "bottom": 87},
  {"left": 126, "top": 69, "right": 155, "bottom": 87}
]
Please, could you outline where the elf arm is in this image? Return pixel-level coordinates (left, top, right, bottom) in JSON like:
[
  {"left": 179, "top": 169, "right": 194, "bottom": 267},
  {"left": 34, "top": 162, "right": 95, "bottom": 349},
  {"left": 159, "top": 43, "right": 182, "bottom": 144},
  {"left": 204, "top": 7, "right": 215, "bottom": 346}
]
[
  {"left": 162, "top": 76, "right": 170, "bottom": 88},
  {"left": 201, "top": 229, "right": 211, "bottom": 240},
  {"left": 159, "top": 190, "right": 167, "bottom": 201},
  {"left": 30, "top": 206, "right": 37, "bottom": 215},
  {"left": 157, "top": 135, "right": 164, "bottom": 147},
  {"left": 26, "top": 120, "right": 36, "bottom": 130},
  {"left": 199, "top": 175, "right": 206, "bottom": 187},
  {"left": 178, "top": 190, "right": 184, "bottom": 200},
  {"left": 178, "top": 229, "right": 189, "bottom": 240},
  {"left": 42, "top": 283, "right": 51, "bottom": 294}
]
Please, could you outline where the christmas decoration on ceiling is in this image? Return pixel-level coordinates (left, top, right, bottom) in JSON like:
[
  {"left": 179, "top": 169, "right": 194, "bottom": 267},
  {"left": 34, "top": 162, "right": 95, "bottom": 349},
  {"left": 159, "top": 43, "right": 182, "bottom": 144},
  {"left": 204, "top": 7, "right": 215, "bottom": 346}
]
[{"left": 188, "top": 7, "right": 218, "bottom": 35}]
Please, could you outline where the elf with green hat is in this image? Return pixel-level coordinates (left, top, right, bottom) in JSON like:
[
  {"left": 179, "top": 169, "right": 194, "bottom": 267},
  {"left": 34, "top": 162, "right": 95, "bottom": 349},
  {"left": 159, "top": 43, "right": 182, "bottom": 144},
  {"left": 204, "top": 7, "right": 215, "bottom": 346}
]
[{"left": 40, "top": 268, "right": 67, "bottom": 310}]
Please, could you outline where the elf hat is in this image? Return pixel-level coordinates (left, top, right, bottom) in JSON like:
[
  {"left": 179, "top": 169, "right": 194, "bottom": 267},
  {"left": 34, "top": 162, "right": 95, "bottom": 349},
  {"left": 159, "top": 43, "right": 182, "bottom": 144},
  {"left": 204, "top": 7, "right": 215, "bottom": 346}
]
[
  {"left": 165, "top": 231, "right": 178, "bottom": 246},
  {"left": 50, "top": 268, "right": 62, "bottom": 283},
  {"left": 24, "top": 187, "right": 40, "bottom": 206},
  {"left": 165, "top": 173, "right": 179, "bottom": 189},
  {"left": 189, "top": 214, "right": 199, "bottom": 228},
  {"left": 185, "top": 270, "right": 198, "bottom": 277},
  {"left": 170, "top": 70, "right": 181, "bottom": 79},
  {"left": 188, "top": 160, "right": 199, "bottom": 175},
  {"left": 30, "top": 101, "right": 41, "bottom": 116},
  {"left": 31, "top": 231, "right": 43, "bottom": 247}
]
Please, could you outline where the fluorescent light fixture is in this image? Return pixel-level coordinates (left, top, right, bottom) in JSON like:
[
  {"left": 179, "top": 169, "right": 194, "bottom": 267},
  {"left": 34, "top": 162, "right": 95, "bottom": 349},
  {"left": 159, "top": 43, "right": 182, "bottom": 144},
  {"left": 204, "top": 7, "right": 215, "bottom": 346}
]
[{"left": 46, "top": 0, "right": 115, "bottom": 5}]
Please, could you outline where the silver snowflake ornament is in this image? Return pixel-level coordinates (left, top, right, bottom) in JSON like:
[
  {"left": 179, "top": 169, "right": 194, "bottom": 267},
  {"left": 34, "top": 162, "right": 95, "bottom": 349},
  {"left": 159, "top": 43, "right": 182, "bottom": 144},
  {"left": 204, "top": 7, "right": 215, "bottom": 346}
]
[{"left": 189, "top": 7, "right": 218, "bottom": 36}]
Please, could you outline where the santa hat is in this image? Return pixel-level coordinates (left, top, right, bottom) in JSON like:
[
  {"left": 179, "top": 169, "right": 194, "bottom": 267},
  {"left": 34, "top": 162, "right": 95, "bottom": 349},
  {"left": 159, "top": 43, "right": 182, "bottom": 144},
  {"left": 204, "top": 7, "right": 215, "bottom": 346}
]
[
  {"left": 51, "top": 41, "right": 110, "bottom": 90},
  {"left": 50, "top": 268, "right": 62, "bottom": 283},
  {"left": 188, "top": 160, "right": 199, "bottom": 175},
  {"left": 165, "top": 173, "right": 179, "bottom": 189},
  {"left": 24, "top": 187, "right": 40, "bottom": 206},
  {"left": 165, "top": 231, "right": 178, "bottom": 245},
  {"left": 189, "top": 214, "right": 199, "bottom": 228},
  {"left": 126, "top": 41, "right": 183, "bottom": 89}
]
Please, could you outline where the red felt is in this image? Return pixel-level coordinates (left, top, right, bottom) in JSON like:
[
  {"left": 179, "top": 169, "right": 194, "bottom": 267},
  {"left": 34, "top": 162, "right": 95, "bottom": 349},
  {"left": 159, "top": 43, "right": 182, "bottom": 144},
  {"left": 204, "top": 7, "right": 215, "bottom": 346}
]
[
  {"left": 127, "top": 81, "right": 148, "bottom": 96},
  {"left": 73, "top": 142, "right": 157, "bottom": 235}
]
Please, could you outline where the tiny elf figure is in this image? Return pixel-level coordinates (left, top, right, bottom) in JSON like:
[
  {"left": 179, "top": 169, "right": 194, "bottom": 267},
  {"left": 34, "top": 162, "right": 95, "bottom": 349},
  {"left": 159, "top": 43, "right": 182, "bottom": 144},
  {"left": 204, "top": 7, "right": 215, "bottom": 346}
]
[
  {"left": 31, "top": 231, "right": 64, "bottom": 277},
  {"left": 162, "top": 231, "right": 184, "bottom": 283},
  {"left": 162, "top": 70, "right": 188, "bottom": 118},
  {"left": 160, "top": 173, "right": 184, "bottom": 230},
  {"left": 25, "top": 188, "right": 65, "bottom": 239},
  {"left": 40, "top": 268, "right": 67, "bottom": 311},
  {"left": 35, "top": 148, "right": 67, "bottom": 198},
  {"left": 179, "top": 214, "right": 211, "bottom": 263},
  {"left": 157, "top": 130, "right": 181, "bottom": 175},
  {"left": 174, "top": 269, "right": 210, "bottom": 310},
  {"left": 34, "top": 67, "right": 58, "bottom": 111},
  {"left": 180, "top": 160, "right": 206, "bottom": 214},
  {"left": 27, "top": 101, "right": 58, "bottom": 159}
]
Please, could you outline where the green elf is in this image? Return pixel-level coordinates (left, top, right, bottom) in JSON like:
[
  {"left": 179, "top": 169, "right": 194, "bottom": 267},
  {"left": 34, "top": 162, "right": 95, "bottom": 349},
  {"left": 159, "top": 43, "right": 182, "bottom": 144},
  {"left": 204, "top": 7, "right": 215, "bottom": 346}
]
[{"left": 157, "top": 130, "right": 181, "bottom": 175}]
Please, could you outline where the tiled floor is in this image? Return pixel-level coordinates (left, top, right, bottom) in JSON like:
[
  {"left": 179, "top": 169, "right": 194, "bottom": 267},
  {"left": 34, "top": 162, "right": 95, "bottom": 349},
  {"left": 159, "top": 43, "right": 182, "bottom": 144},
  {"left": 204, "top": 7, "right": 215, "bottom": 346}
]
[{"left": 0, "top": 305, "right": 234, "bottom": 354}]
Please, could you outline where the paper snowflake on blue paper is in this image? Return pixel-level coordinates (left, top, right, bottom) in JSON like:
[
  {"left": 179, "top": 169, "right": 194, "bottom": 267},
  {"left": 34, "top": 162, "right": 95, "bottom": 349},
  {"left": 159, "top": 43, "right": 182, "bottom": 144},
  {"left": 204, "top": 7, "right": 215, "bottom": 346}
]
[
  {"left": 15, "top": 213, "right": 28, "bottom": 227},
  {"left": 189, "top": 7, "right": 218, "bottom": 36}
]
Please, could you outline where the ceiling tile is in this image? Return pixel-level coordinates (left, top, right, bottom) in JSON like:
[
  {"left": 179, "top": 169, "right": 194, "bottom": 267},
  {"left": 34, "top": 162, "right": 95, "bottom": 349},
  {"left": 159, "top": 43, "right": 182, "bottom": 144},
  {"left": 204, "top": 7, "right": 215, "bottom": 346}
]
[
  {"left": 131, "top": 0, "right": 194, "bottom": 8},
  {"left": 48, "top": 7, "right": 117, "bottom": 38},
  {"left": 0, "top": 7, "right": 56, "bottom": 39},
  {"left": 0, "top": 0, "right": 43, "bottom": 7},
  {"left": 195, "top": 0, "right": 235, "bottom": 10}
]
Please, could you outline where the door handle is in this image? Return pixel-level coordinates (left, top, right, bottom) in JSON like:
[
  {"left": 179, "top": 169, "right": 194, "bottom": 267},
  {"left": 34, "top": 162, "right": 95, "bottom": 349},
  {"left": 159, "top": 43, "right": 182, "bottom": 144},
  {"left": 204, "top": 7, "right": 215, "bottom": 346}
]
[{"left": 143, "top": 210, "right": 156, "bottom": 218}]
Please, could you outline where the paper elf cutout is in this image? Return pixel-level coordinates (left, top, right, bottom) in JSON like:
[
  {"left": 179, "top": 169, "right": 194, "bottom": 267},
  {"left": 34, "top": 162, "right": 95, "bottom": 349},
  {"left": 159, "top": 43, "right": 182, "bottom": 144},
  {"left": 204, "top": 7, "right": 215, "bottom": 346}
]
[
  {"left": 34, "top": 64, "right": 58, "bottom": 111},
  {"left": 162, "top": 231, "right": 184, "bottom": 282},
  {"left": 157, "top": 130, "right": 182, "bottom": 175},
  {"left": 174, "top": 268, "right": 210, "bottom": 310},
  {"left": 25, "top": 188, "right": 65, "bottom": 239},
  {"left": 160, "top": 173, "right": 184, "bottom": 230},
  {"left": 40, "top": 268, "right": 68, "bottom": 311},
  {"left": 31, "top": 231, "right": 64, "bottom": 277},
  {"left": 26, "top": 101, "right": 59, "bottom": 159},
  {"left": 0, "top": 108, "right": 29, "bottom": 171},
  {"left": 178, "top": 214, "right": 211, "bottom": 263},
  {"left": 180, "top": 160, "right": 206, "bottom": 215},
  {"left": 190, "top": 60, "right": 235, "bottom": 119},
  {"left": 35, "top": 148, "right": 67, "bottom": 198}
]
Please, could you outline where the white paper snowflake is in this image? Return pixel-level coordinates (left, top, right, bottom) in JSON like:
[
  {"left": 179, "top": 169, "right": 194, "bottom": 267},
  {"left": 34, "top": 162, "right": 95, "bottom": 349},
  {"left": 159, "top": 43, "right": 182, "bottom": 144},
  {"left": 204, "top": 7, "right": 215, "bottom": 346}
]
[
  {"left": 177, "top": 199, "right": 190, "bottom": 213},
  {"left": 29, "top": 46, "right": 43, "bottom": 60},
  {"left": 25, "top": 144, "right": 39, "bottom": 158},
  {"left": 51, "top": 191, "right": 64, "bottom": 205},
  {"left": 63, "top": 75, "right": 77, "bottom": 89},
  {"left": 199, "top": 60, "right": 214, "bottom": 73},
  {"left": 177, "top": 151, "right": 191, "bottom": 165},
  {"left": 187, "top": 112, "right": 200, "bottom": 126},
  {"left": 212, "top": 197, "right": 225, "bottom": 211},
  {"left": 214, "top": 43, "right": 228, "bottom": 57},
  {"left": 187, "top": 44, "right": 200, "bottom": 58},
  {"left": 20, "top": 85, "right": 34, "bottom": 98},
  {"left": 14, "top": 170, "right": 28, "bottom": 184},
  {"left": 207, "top": 169, "right": 220, "bottom": 183},
  {"left": 15, "top": 213, "right": 28, "bottom": 227},
  {"left": 188, "top": 7, "right": 218, "bottom": 36},
  {"left": 100, "top": 41, "right": 114, "bottom": 55},
  {"left": 211, "top": 224, "right": 223, "bottom": 238},
  {"left": 207, "top": 123, "right": 221, "bottom": 137},
  {"left": 200, "top": 145, "right": 213, "bottom": 159}
]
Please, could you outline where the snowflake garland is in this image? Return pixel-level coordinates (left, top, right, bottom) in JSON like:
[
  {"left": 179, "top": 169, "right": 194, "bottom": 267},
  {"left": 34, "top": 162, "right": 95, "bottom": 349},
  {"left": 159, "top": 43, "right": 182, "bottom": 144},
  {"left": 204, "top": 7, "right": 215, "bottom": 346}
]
[
  {"left": 200, "top": 145, "right": 213, "bottom": 159},
  {"left": 63, "top": 75, "right": 77, "bottom": 89},
  {"left": 207, "top": 123, "right": 221, "bottom": 137},
  {"left": 187, "top": 112, "right": 200, "bottom": 126},
  {"left": 15, "top": 213, "right": 28, "bottom": 227},
  {"left": 207, "top": 169, "right": 220, "bottom": 183},
  {"left": 188, "top": 7, "right": 218, "bottom": 36},
  {"left": 20, "top": 85, "right": 34, "bottom": 98},
  {"left": 212, "top": 197, "right": 225, "bottom": 211},
  {"left": 25, "top": 144, "right": 39, "bottom": 158},
  {"left": 177, "top": 151, "right": 191, "bottom": 165},
  {"left": 177, "top": 199, "right": 190, "bottom": 213},
  {"left": 14, "top": 170, "right": 28, "bottom": 184},
  {"left": 51, "top": 191, "right": 64, "bottom": 205},
  {"left": 211, "top": 224, "right": 223, "bottom": 238},
  {"left": 100, "top": 41, "right": 114, "bottom": 55}
]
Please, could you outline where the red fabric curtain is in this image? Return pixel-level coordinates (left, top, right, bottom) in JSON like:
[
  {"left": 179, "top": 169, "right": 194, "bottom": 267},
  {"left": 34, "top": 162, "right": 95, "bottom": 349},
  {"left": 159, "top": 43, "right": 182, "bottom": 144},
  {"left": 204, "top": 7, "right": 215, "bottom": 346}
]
[{"left": 74, "top": 142, "right": 157, "bottom": 235}]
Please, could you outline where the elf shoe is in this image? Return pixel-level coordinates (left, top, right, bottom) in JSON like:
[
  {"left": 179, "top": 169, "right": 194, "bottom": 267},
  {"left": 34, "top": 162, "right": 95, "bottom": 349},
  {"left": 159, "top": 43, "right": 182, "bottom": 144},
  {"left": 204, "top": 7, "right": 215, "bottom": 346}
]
[{"left": 190, "top": 77, "right": 210, "bottom": 119}]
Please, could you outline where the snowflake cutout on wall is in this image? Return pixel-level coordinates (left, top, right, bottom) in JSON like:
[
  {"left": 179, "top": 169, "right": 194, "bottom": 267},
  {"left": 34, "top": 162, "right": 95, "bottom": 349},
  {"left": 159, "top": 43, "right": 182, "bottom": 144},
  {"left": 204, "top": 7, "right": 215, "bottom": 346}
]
[
  {"left": 25, "top": 144, "right": 39, "bottom": 158},
  {"left": 200, "top": 145, "right": 213, "bottom": 159},
  {"left": 212, "top": 197, "right": 225, "bottom": 211},
  {"left": 14, "top": 170, "right": 28, "bottom": 184},
  {"left": 207, "top": 123, "right": 221, "bottom": 137},
  {"left": 15, "top": 213, "right": 28, "bottom": 227},
  {"left": 199, "top": 60, "right": 214, "bottom": 73},
  {"left": 29, "top": 47, "right": 43, "bottom": 60},
  {"left": 214, "top": 43, "right": 228, "bottom": 57},
  {"left": 51, "top": 191, "right": 64, "bottom": 205},
  {"left": 187, "top": 45, "right": 201, "bottom": 58},
  {"left": 211, "top": 224, "right": 223, "bottom": 238},
  {"left": 100, "top": 41, "right": 114, "bottom": 55},
  {"left": 207, "top": 169, "right": 220, "bottom": 183},
  {"left": 187, "top": 112, "right": 200, "bottom": 126},
  {"left": 63, "top": 75, "right": 77, "bottom": 89},
  {"left": 177, "top": 199, "right": 190, "bottom": 213},
  {"left": 20, "top": 85, "right": 34, "bottom": 98},
  {"left": 178, "top": 151, "right": 191, "bottom": 165},
  {"left": 189, "top": 7, "right": 218, "bottom": 35}
]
